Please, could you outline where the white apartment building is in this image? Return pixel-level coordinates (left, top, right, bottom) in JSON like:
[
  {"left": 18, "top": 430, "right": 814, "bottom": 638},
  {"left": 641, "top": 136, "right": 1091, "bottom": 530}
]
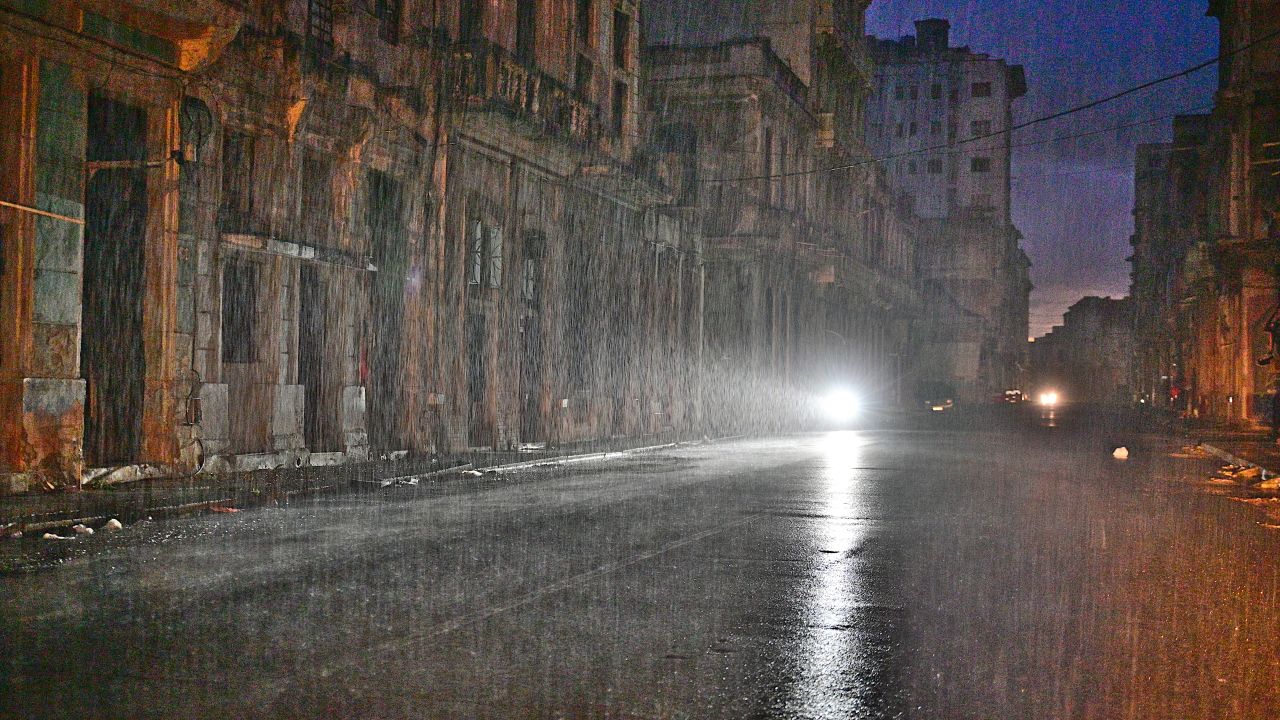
[{"left": 864, "top": 19, "right": 1025, "bottom": 223}]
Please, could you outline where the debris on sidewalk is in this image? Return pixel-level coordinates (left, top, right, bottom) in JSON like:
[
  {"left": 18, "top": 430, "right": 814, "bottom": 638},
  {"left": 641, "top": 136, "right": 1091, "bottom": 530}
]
[
  {"left": 1169, "top": 445, "right": 1212, "bottom": 459},
  {"left": 461, "top": 470, "right": 483, "bottom": 478},
  {"left": 1112, "top": 447, "right": 1129, "bottom": 460},
  {"left": 209, "top": 506, "right": 240, "bottom": 514},
  {"left": 1235, "top": 466, "right": 1263, "bottom": 481},
  {"left": 71, "top": 523, "right": 94, "bottom": 536},
  {"left": 102, "top": 518, "right": 123, "bottom": 532},
  {"left": 41, "top": 532, "right": 73, "bottom": 541}
]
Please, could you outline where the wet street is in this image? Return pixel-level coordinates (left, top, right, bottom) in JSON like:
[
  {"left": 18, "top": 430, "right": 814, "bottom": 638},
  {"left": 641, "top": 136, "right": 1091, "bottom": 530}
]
[{"left": 4, "top": 408, "right": 1280, "bottom": 719}]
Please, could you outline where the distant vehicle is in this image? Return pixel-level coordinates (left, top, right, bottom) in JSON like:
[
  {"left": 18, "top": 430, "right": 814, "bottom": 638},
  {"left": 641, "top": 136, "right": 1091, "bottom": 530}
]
[
  {"left": 995, "top": 390, "right": 1025, "bottom": 404},
  {"left": 916, "top": 380, "right": 956, "bottom": 413},
  {"left": 927, "top": 397, "right": 955, "bottom": 413}
]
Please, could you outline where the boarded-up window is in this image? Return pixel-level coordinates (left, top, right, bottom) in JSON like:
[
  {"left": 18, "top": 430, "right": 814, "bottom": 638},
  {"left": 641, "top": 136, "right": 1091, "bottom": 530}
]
[{"left": 222, "top": 258, "right": 259, "bottom": 363}]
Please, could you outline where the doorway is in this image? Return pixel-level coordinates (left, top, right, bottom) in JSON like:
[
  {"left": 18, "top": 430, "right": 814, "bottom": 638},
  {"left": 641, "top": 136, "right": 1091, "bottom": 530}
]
[
  {"left": 299, "top": 265, "right": 340, "bottom": 451},
  {"left": 366, "top": 171, "right": 406, "bottom": 452},
  {"left": 81, "top": 94, "right": 148, "bottom": 467}
]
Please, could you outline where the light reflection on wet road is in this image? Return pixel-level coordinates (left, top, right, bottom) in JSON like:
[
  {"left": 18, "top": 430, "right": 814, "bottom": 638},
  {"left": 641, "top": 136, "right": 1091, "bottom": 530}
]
[{"left": 4, "top": 408, "right": 1280, "bottom": 718}]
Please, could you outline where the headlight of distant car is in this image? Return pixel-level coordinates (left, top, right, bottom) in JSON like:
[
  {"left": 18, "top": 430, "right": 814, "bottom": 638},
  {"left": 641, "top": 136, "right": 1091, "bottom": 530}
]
[
  {"left": 1038, "top": 391, "right": 1060, "bottom": 407},
  {"left": 820, "top": 388, "right": 860, "bottom": 423}
]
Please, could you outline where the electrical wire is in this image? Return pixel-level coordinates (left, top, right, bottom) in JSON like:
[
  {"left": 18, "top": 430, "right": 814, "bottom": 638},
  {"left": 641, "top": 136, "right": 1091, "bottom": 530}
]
[{"left": 705, "top": 27, "right": 1280, "bottom": 184}]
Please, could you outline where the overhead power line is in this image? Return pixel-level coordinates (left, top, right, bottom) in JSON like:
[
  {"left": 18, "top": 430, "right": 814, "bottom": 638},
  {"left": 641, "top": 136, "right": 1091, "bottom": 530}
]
[{"left": 704, "top": 27, "right": 1280, "bottom": 184}]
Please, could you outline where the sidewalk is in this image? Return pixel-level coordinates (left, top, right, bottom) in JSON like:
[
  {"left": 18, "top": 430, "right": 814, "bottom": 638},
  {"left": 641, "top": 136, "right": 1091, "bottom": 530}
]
[
  {"left": 1190, "top": 428, "right": 1280, "bottom": 479},
  {"left": 0, "top": 434, "right": 692, "bottom": 537}
]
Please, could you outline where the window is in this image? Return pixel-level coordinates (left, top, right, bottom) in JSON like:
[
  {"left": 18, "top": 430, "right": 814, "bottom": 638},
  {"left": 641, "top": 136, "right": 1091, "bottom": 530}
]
[
  {"left": 779, "top": 137, "right": 788, "bottom": 206},
  {"left": 612, "top": 10, "right": 630, "bottom": 68},
  {"left": 971, "top": 81, "right": 993, "bottom": 98},
  {"left": 307, "top": 0, "right": 334, "bottom": 59},
  {"left": 375, "top": 0, "right": 401, "bottom": 43},
  {"left": 575, "top": 54, "right": 593, "bottom": 100},
  {"left": 611, "top": 80, "right": 627, "bottom": 136},
  {"left": 763, "top": 128, "right": 773, "bottom": 199},
  {"left": 459, "top": 0, "right": 483, "bottom": 42},
  {"left": 970, "top": 157, "right": 992, "bottom": 173},
  {"left": 522, "top": 232, "right": 545, "bottom": 307},
  {"left": 300, "top": 152, "right": 335, "bottom": 244},
  {"left": 947, "top": 121, "right": 957, "bottom": 142},
  {"left": 927, "top": 158, "right": 943, "bottom": 174},
  {"left": 576, "top": 0, "right": 592, "bottom": 44},
  {"left": 909, "top": 85, "right": 918, "bottom": 100},
  {"left": 908, "top": 121, "right": 917, "bottom": 137},
  {"left": 894, "top": 85, "right": 904, "bottom": 101},
  {"left": 930, "top": 121, "right": 942, "bottom": 136},
  {"left": 895, "top": 123, "right": 904, "bottom": 138},
  {"left": 219, "top": 132, "right": 255, "bottom": 232},
  {"left": 970, "top": 119, "right": 992, "bottom": 136},
  {"left": 908, "top": 160, "right": 918, "bottom": 174},
  {"left": 467, "top": 219, "right": 503, "bottom": 289},
  {"left": 222, "top": 258, "right": 259, "bottom": 363},
  {"left": 516, "top": 0, "right": 536, "bottom": 63},
  {"left": 949, "top": 87, "right": 959, "bottom": 102},
  {"left": 930, "top": 83, "right": 943, "bottom": 100}
]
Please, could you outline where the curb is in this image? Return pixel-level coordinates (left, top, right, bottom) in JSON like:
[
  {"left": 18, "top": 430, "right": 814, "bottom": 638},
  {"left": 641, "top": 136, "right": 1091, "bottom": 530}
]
[
  {"left": 2, "top": 437, "right": 724, "bottom": 535},
  {"left": 376, "top": 439, "right": 705, "bottom": 483},
  {"left": 1198, "top": 442, "right": 1276, "bottom": 481}
]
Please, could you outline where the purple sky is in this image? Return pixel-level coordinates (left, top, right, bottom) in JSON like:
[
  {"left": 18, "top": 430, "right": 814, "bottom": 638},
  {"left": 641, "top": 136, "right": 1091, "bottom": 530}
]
[
  {"left": 645, "top": 1, "right": 1221, "bottom": 337},
  {"left": 866, "top": 1, "right": 1220, "bottom": 336}
]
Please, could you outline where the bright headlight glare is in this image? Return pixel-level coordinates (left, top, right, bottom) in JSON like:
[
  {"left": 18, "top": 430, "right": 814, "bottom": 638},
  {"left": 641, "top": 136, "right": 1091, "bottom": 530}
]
[
  {"left": 821, "top": 389, "right": 859, "bottom": 422},
  {"left": 1038, "top": 391, "right": 1059, "bottom": 407}
]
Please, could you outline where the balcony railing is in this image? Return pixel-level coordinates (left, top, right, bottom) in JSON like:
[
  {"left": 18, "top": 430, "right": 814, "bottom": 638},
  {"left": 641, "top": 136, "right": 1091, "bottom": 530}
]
[{"left": 446, "top": 39, "right": 600, "bottom": 147}]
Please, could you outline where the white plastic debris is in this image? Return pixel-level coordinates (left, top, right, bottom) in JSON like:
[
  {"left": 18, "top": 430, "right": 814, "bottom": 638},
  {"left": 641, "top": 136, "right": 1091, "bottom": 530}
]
[
  {"left": 461, "top": 470, "right": 483, "bottom": 478},
  {"left": 1112, "top": 447, "right": 1130, "bottom": 460},
  {"left": 102, "top": 518, "right": 123, "bottom": 532},
  {"left": 41, "top": 532, "right": 72, "bottom": 541},
  {"left": 71, "top": 523, "right": 94, "bottom": 535}
]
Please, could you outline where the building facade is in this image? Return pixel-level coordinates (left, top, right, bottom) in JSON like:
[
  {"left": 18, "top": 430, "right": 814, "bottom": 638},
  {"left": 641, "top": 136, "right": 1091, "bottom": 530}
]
[
  {"left": 0, "top": 0, "right": 703, "bottom": 492},
  {"left": 1128, "top": 1, "right": 1278, "bottom": 425},
  {"left": 644, "top": 0, "right": 925, "bottom": 431},
  {"left": 1030, "top": 296, "right": 1132, "bottom": 406},
  {"left": 864, "top": 18, "right": 1031, "bottom": 402}
]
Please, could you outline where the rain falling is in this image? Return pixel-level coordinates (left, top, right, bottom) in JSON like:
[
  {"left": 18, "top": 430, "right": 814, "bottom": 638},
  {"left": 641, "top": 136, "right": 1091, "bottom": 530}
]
[{"left": 1, "top": 0, "right": 1279, "bottom": 717}]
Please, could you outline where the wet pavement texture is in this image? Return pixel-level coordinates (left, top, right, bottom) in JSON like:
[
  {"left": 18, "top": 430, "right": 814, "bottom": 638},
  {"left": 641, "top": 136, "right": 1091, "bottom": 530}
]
[{"left": 4, "top": 407, "right": 1280, "bottom": 719}]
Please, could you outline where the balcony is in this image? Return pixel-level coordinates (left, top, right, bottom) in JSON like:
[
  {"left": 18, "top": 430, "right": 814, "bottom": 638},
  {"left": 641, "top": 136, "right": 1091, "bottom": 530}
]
[{"left": 447, "top": 39, "right": 600, "bottom": 148}]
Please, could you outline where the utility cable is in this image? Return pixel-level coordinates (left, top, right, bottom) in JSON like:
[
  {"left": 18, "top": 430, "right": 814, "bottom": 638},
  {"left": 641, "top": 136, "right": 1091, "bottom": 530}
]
[{"left": 705, "top": 27, "right": 1280, "bottom": 184}]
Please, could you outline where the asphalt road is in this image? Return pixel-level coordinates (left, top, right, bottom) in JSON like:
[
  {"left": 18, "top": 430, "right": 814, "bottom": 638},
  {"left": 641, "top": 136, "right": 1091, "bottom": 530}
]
[{"left": 4, "top": 407, "right": 1280, "bottom": 718}]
